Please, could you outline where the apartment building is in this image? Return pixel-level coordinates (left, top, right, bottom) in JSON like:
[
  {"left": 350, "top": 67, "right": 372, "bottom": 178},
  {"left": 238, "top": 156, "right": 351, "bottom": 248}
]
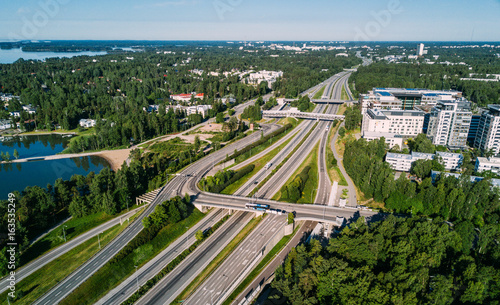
[
  {"left": 475, "top": 156, "right": 500, "bottom": 175},
  {"left": 362, "top": 108, "right": 425, "bottom": 136},
  {"left": 474, "top": 105, "right": 500, "bottom": 155},
  {"left": 426, "top": 99, "right": 472, "bottom": 148},
  {"left": 386, "top": 151, "right": 463, "bottom": 172}
]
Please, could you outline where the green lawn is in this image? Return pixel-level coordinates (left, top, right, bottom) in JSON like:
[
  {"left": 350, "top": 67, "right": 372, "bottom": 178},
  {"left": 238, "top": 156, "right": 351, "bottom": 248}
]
[
  {"left": 341, "top": 85, "right": 349, "bottom": 100},
  {"left": 274, "top": 141, "right": 320, "bottom": 204},
  {"left": 60, "top": 208, "right": 206, "bottom": 305},
  {"left": 19, "top": 209, "right": 141, "bottom": 268},
  {"left": 173, "top": 215, "right": 263, "bottom": 303},
  {"left": 221, "top": 135, "right": 296, "bottom": 195},
  {"left": 1, "top": 210, "right": 143, "bottom": 305},
  {"left": 325, "top": 124, "right": 348, "bottom": 186},
  {"left": 313, "top": 86, "right": 326, "bottom": 99}
]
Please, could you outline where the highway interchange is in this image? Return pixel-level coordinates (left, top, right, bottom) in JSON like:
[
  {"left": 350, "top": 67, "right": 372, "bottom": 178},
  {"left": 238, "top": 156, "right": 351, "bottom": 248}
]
[{"left": 32, "top": 69, "right": 381, "bottom": 305}]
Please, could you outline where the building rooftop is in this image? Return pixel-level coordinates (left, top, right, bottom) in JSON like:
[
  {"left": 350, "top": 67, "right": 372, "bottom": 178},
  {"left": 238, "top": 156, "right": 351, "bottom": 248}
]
[
  {"left": 477, "top": 156, "right": 500, "bottom": 165},
  {"left": 436, "top": 151, "right": 463, "bottom": 159},
  {"left": 386, "top": 152, "right": 413, "bottom": 160},
  {"left": 412, "top": 152, "right": 435, "bottom": 159}
]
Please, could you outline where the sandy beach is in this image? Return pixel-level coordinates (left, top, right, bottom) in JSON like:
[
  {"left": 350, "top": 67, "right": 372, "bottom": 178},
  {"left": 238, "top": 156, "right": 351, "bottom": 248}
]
[{"left": 96, "top": 149, "right": 131, "bottom": 171}]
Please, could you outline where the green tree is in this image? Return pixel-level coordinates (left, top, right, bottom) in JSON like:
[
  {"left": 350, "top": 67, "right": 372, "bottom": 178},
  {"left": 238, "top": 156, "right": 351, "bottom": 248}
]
[{"left": 13, "top": 149, "right": 19, "bottom": 159}]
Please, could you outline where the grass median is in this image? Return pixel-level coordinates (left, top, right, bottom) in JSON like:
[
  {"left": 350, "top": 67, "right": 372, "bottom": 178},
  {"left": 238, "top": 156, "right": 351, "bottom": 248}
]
[
  {"left": 173, "top": 214, "right": 264, "bottom": 303},
  {"left": 249, "top": 122, "right": 318, "bottom": 197},
  {"left": 326, "top": 123, "right": 347, "bottom": 186},
  {"left": 221, "top": 224, "right": 301, "bottom": 305},
  {"left": 1, "top": 209, "right": 143, "bottom": 305},
  {"left": 59, "top": 207, "right": 206, "bottom": 305},
  {"left": 273, "top": 141, "right": 319, "bottom": 204},
  {"left": 313, "top": 86, "right": 326, "bottom": 99},
  {"left": 221, "top": 135, "right": 296, "bottom": 195}
]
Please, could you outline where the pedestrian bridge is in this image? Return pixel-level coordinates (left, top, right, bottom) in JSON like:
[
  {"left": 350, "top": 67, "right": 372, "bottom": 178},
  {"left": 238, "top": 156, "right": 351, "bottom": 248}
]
[{"left": 263, "top": 110, "right": 345, "bottom": 121}]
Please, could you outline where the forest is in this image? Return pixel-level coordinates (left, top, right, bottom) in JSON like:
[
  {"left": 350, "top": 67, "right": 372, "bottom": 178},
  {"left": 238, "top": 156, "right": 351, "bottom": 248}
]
[
  {"left": 343, "top": 137, "right": 500, "bottom": 227},
  {"left": 272, "top": 215, "right": 500, "bottom": 305}
]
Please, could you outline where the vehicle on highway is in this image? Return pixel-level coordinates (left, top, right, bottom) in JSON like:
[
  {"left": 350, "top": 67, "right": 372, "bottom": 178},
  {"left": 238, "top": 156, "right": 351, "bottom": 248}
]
[
  {"left": 245, "top": 203, "right": 270, "bottom": 211},
  {"left": 264, "top": 162, "right": 273, "bottom": 170}
]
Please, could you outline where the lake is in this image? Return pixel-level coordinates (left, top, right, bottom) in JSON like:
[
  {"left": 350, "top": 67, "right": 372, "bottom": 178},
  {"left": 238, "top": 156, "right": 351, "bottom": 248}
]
[
  {"left": 0, "top": 156, "right": 110, "bottom": 199},
  {"left": 0, "top": 134, "right": 72, "bottom": 159},
  {"left": 0, "top": 48, "right": 107, "bottom": 64},
  {"left": 0, "top": 135, "right": 110, "bottom": 199}
]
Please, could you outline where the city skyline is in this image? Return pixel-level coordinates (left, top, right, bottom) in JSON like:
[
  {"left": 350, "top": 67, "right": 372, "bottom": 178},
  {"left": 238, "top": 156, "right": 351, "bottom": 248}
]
[{"left": 1, "top": 0, "right": 499, "bottom": 41}]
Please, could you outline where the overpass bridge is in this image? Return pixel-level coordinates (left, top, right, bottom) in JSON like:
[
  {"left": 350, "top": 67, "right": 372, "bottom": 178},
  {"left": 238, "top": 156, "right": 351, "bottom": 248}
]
[{"left": 263, "top": 110, "right": 345, "bottom": 121}]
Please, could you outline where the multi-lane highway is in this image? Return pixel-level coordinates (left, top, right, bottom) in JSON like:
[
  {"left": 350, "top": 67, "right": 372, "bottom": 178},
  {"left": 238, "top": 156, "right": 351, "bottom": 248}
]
[
  {"left": 135, "top": 211, "right": 254, "bottom": 305},
  {"left": 34, "top": 70, "right": 374, "bottom": 305},
  {"left": 183, "top": 215, "right": 287, "bottom": 305},
  {"left": 95, "top": 209, "right": 227, "bottom": 305},
  {"left": 0, "top": 206, "right": 141, "bottom": 294},
  {"left": 34, "top": 123, "right": 281, "bottom": 305}
]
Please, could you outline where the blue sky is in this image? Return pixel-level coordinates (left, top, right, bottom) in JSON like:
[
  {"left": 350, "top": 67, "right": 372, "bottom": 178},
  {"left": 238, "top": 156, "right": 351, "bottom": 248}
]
[{"left": 1, "top": 0, "right": 499, "bottom": 41}]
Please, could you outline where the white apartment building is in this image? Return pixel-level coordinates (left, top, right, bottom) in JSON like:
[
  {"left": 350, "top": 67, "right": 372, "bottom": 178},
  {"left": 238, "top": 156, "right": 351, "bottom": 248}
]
[
  {"left": 362, "top": 132, "right": 404, "bottom": 149},
  {"left": 436, "top": 151, "right": 463, "bottom": 171},
  {"left": 386, "top": 151, "right": 461, "bottom": 172},
  {"left": 474, "top": 105, "right": 500, "bottom": 155},
  {"left": 186, "top": 105, "right": 212, "bottom": 118},
  {"left": 475, "top": 156, "right": 500, "bottom": 175},
  {"left": 386, "top": 152, "right": 414, "bottom": 171},
  {"left": 79, "top": 119, "right": 96, "bottom": 128},
  {"left": 427, "top": 100, "right": 472, "bottom": 148},
  {"left": 362, "top": 108, "right": 425, "bottom": 137},
  {"left": 0, "top": 119, "right": 13, "bottom": 130}
]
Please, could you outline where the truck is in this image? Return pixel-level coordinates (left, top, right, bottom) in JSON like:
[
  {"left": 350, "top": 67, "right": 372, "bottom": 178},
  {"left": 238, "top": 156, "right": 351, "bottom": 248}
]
[{"left": 264, "top": 162, "right": 272, "bottom": 170}]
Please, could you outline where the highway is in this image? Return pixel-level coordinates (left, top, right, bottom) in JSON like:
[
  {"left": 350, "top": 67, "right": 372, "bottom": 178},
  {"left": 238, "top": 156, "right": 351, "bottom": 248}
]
[
  {"left": 183, "top": 215, "right": 287, "bottom": 305},
  {"left": 181, "top": 73, "right": 352, "bottom": 305},
  {"left": 95, "top": 209, "right": 227, "bottom": 305},
  {"left": 34, "top": 122, "right": 281, "bottom": 305},
  {"left": 0, "top": 206, "right": 142, "bottom": 294},
  {"left": 135, "top": 211, "right": 254, "bottom": 305}
]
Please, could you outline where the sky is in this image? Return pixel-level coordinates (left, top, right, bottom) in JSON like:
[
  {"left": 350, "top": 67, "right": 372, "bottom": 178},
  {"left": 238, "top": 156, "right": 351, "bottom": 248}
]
[{"left": 0, "top": 0, "right": 499, "bottom": 41}]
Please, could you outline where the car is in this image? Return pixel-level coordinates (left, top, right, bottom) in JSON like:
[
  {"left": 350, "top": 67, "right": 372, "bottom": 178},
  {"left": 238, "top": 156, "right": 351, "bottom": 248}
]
[{"left": 254, "top": 180, "right": 259, "bottom": 184}]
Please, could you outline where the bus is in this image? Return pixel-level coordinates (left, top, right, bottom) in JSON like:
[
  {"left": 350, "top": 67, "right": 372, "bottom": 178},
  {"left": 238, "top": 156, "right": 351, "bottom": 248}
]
[{"left": 245, "top": 203, "right": 270, "bottom": 211}]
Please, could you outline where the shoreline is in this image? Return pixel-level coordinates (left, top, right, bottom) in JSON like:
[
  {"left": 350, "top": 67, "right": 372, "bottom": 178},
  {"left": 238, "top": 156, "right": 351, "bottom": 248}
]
[{"left": 96, "top": 149, "right": 131, "bottom": 171}]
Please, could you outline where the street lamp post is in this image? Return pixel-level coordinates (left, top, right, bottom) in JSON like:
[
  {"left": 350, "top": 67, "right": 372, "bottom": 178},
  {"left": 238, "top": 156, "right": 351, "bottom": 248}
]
[
  {"left": 134, "top": 265, "right": 139, "bottom": 290},
  {"left": 63, "top": 225, "right": 68, "bottom": 242},
  {"left": 311, "top": 189, "right": 318, "bottom": 204},
  {"left": 185, "top": 226, "right": 189, "bottom": 252},
  {"left": 98, "top": 231, "right": 103, "bottom": 250}
]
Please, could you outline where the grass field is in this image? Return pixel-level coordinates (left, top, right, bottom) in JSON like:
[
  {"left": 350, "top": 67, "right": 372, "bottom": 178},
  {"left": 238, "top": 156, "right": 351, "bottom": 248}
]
[
  {"left": 1, "top": 210, "right": 143, "bottom": 305},
  {"left": 173, "top": 215, "right": 263, "bottom": 303},
  {"left": 59, "top": 208, "right": 206, "bottom": 305},
  {"left": 221, "top": 224, "right": 300, "bottom": 305},
  {"left": 222, "top": 135, "right": 296, "bottom": 195},
  {"left": 325, "top": 124, "right": 347, "bottom": 186},
  {"left": 341, "top": 85, "right": 349, "bottom": 100},
  {"left": 20, "top": 208, "right": 143, "bottom": 268},
  {"left": 273, "top": 141, "right": 320, "bottom": 204},
  {"left": 313, "top": 86, "right": 326, "bottom": 99}
]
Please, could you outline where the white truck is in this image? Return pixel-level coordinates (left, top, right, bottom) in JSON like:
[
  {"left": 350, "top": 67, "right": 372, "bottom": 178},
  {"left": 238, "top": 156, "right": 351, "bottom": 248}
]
[{"left": 264, "top": 162, "right": 272, "bottom": 170}]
